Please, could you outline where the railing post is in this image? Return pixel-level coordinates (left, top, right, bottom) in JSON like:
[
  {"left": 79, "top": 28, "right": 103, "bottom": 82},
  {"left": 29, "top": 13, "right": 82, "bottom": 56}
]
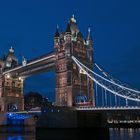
[
  {"left": 95, "top": 82, "right": 98, "bottom": 107},
  {"left": 105, "top": 89, "right": 107, "bottom": 106},
  {"left": 115, "top": 94, "right": 117, "bottom": 107},
  {"left": 102, "top": 88, "right": 104, "bottom": 107},
  {"left": 125, "top": 98, "right": 128, "bottom": 107}
]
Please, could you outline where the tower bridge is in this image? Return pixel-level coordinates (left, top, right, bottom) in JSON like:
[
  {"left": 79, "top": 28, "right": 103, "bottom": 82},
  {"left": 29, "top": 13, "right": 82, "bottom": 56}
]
[
  {"left": 0, "top": 15, "right": 94, "bottom": 112},
  {"left": 0, "top": 15, "right": 140, "bottom": 113}
]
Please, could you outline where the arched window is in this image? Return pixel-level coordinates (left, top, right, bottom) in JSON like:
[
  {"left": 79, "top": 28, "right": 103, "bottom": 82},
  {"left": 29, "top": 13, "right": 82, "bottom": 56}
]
[{"left": 12, "top": 81, "right": 15, "bottom": 87}]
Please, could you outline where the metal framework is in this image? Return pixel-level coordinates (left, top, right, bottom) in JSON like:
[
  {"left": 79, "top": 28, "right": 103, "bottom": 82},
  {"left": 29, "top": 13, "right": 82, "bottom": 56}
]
[{"left": 72, "top": 56, "right": 140, "bottom": 105}]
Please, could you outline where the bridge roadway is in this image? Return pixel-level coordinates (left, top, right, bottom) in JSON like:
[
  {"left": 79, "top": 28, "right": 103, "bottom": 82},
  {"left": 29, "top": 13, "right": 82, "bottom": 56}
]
[
  {"left": 76, "top": 106, "right": 140, "bottom": 128},
  {"left": 1, "top": 106, "right": 140, "bottom": 129},
  {"left": 75, "top": 106, "right": 140, "bottom": 110},
  {"left": 8, "top": 106, "right": 140, "bottom": 120},
  {"left": 7, "top": 106, "right": 140, "bottom": 116},
  {"left": 6, "top": 110, "right": 41, "bottom": 120}
]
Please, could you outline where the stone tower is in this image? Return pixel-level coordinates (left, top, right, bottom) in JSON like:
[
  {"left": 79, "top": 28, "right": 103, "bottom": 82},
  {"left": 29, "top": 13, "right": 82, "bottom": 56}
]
[
  {"left": 0, "top": 47, "right": 24, "bottom": 112},
  {"left": 54, "top": 15, "right": 94, "bottom": 106}
]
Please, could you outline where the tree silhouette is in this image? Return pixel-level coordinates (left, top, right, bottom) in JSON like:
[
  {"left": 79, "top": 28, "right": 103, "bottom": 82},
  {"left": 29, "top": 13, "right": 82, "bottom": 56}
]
[
  {"left": 24, "top": 91, "right": 43, "bottom": 110},
  {"left": 24, "top": 91, "right": 53, "bottom": 110}
]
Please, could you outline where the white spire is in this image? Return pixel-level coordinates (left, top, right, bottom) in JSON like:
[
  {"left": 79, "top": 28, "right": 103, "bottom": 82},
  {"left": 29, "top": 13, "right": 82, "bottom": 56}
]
[
  {"left": 71, "top": 14, "right": 76, "bottom": 23},
  {"left": 57, "top": 24, "right": 59, "bottom": 29},
  {"left": 9, "top": 46, "right": 14, "bottom": 53},
  {"left": 72, "top": 14, "right": 75, "bottom": 18},
  {"left": 87, "top": 27, "right": 92, "bottom": 41},
  {"left": 22, "top": 56, "right": 27, "bottom": 66},
  {"left": 88, "top": 27, "right": 91, "bottom": 33}
]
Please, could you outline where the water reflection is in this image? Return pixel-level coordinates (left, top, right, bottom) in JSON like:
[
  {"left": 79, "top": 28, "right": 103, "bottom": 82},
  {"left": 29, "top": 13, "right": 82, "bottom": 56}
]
[
  {"left": 8, "top": 136, "right": 23, "bottom": 140},
  {"left": 110, "top": 128, "right": 140, "bottom": 140},
  {"left": 0, "top": 134, "right": 35, "bottom": 140},
  {"left": 0, "top": 128, "right": 139, "bottom": 140}
]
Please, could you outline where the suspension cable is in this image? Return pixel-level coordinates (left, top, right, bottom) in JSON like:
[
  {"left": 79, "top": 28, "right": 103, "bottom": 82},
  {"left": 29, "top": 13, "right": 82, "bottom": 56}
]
[
  {"left": 72, "top": 56, "right": 140, "bottom": 102},
  {"left": 72, "top": 56, "right": 140, "bottom": 94},
  {"left": 95, "top": 63, "right": 135, "bottom": 90}
]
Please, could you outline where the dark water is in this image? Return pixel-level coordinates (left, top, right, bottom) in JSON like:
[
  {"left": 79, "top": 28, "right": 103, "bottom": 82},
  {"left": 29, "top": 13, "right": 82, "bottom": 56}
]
[
  {"left": 0, "top": 133, "right": 35, "bottom": 140},
  {"left": 0, "top": 128, "right": 139, "bottom": 140},
  {"left": 110, "top": 128, "right": 140, "bottom": 140}
]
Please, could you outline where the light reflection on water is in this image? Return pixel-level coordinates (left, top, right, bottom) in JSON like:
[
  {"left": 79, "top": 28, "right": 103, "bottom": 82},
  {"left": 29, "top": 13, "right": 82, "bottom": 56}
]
[
  {"left": 0, "top": 128, "right": 139, "bottom": 140},
  {"left": 0, "top": 134, "right": 35, "bottom": 140},
  {"left": 110, "top": 128, "right": 140, "bottom": 140}
]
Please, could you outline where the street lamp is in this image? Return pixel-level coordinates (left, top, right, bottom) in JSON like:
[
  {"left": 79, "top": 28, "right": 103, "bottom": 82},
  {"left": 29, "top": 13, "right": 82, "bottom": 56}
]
[{"left": 6, "top": 74, "right": 10, "bottom": 79}]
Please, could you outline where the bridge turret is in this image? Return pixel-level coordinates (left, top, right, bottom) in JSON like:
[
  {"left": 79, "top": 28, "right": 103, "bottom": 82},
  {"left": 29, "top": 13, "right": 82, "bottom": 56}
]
[
  {"left": 87, "top": 28, "right": 93, "bottom": 47},
  {"left": 87, "top": 28, "right": 93, "bottom": 62},
  {"left": 22, "top": 56, "right": 27, "bottom": 66},
  {"left": 5, "top": 46, "right": 18, "bottom": 69},
  {"left": 65, "top": 22, "right": 72, "bottom": 57},
  {"left": 55, "top": 15, "right": 95, "bottom": 107},
  {"left": 0, "top": 47, "right": 24, "bottom": 112},
  {"left": 54, "top": 25, "right": 60, "bottom": 50},
  {"left": 69, "top": 15, "right": 79, "bottom": 34}
]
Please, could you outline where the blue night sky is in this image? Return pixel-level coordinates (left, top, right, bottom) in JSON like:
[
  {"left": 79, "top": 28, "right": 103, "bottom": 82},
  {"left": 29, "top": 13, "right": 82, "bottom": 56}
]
[{"left": 0, "top": 0, "right": 140, "bottom": 101}]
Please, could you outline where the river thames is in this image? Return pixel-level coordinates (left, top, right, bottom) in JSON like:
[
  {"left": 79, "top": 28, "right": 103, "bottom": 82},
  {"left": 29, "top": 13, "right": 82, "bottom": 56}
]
[{"left": 0, "top": 128, "right": 139, "bottom": 140}]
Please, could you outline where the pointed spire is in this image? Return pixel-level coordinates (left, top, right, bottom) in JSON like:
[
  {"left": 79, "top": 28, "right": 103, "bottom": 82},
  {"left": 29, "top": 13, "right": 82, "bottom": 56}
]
[
  {"left": 70, "top": 14, "right": 76, "bottom": 23},
  {"left": 22, "top": 56, "right": 27, "bottom": 66},
  {"left": 9, "top": 46, "right": 14, "bottom": 53},
  {"left": 66, "top": 22, "right": 71, "bottom": 33},
  {"left": 87, "top": 27, "right": 92, "bottom": 40},
  {"left": 88, "top": 27, "right": 91, "bottom": 33},
  {"left": 55, "top": 25, "right": 59, "bottom": 37}
]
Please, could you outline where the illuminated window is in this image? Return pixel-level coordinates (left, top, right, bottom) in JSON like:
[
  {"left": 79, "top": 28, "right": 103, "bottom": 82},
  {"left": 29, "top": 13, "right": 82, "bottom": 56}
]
[{"left": 73, "top": 64, "right": 76, "bottom": 69}]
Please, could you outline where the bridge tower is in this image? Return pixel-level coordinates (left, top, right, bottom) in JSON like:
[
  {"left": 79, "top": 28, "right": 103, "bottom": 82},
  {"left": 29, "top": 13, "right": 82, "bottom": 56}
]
[
  {"left": 54, "top": 15, "right": 94, "bottom": 106},
  {"left": 0, "top": 47, "right": 24, "bottom": 112}
]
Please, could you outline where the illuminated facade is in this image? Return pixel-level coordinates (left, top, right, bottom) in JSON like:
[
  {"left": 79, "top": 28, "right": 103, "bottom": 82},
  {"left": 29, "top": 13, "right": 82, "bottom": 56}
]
[
  {"left": 0, "top": 16, "right": 94, "bottom": 111},
  {"left": 55, "top": 15, "right": 94, "bottom": 106},
  {"left": 0, "top": 47, "right": 24, "bottom": 111}
]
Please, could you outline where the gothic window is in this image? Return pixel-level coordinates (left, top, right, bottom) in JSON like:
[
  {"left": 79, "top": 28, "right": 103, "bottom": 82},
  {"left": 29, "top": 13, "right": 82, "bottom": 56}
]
[
  {"left": 56, "top": 66, "right": 59, "bottom": 71},
  {"left": 73, "top": 64, "right": 76, "bottom": 69},
  {"left": 6, "top": 82, "right": 9, "bottom": 86},
  {"left": 67, "top": 72, "right": 71, "bottom": 85},
  {"left": 60, "top": 77, "right": 67, "bottom": 85},
  {"left": 12, "top": 81, "right": 15, "bottom": 87},
  {"left": 60, "top": 65, "right": 63, "bottom": 71},
  {"left": 62, "top": 64, "right": 64, "bottom": 70},
  {"left": 87, "top": 51, "right": 89, "bottom": 58},
  {"left": 62, "top": 47, "right": 65, "bottom": 51},
  {"left": 64, "top": 64, "right": 67, "bottom": 70},
  {"left": 74, "top": 80, "right": 78, "bottom": 84},
  {"left": 58, "top": 48, "right": 60, "bottom": 52},
  {"left": 58, "top": 65, "right": 61, "bottom": 71},
  {"left": 60, "top": 38, "right": 64, "bottom": 44}
]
